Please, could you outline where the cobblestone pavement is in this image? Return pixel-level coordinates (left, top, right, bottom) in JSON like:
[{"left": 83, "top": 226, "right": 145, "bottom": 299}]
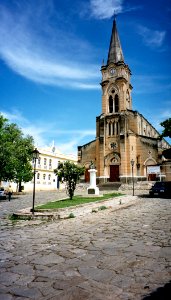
[
  {"left": 0, "top": 191, "right": 171, "bottom": 299},
  {"left": 0, "top": 188, "right": 148, "bottom": 219},
  {"left": 0, "top": 190, "right": 69, "bottom": 220}
]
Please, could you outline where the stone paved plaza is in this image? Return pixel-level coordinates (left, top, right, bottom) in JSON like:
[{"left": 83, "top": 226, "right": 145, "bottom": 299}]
[{"left": 0, "top": 190, "right": 171, "bottom": 299}]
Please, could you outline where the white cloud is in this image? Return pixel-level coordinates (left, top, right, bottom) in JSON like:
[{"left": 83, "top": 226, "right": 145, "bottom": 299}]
[
  {"left": 160, "top": 108, "right": 171, "bottom": 120},
  {"left": 1, "top": 110, "right": 96, "bottom": 155},
  {"left": 0, "top": 2, "right": 99, "bottom": 90},
  {"left": 1, "top": 109, "right": 28, "bottom": 125},
  {"left": 53, "top": 129, "right": 96, "bottom": 136},
  {"left": 122, "top": 5, "right": 143, "bottom": 13},
  {"left": 137, "top": 25, "right": 166, "bottom": 48},
  {"left": 57, "top": 132, "right": 95, "bottom": 155},
  {"left": 48, "top": 128, "right": 96, "bottom": 155},
  {"left": 1, "top": 110, "right": 51, "bottom": 146},
  {"left": 132, "top": 75, "right": 171, "bottom": 94},
  {"left": 88, "top": 0, "right": 141, "bottom": 20},
  {"left": 89, "top": 0, "right": 123, "bottom": 19},
  {"left": 147, "top": 107, "right": 171, "bottom": 143}
]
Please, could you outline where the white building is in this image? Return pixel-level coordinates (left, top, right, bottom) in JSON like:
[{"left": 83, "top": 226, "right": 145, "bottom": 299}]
[
  {"left": 4, "top": 144, "right": 77, "bottom": 192},
  {"left": 29, "top": 145, "right": 77, "bottom": 192}
]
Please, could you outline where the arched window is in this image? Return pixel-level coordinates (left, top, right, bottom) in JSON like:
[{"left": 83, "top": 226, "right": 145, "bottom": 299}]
[
  {"left": 115, "top": 95, "right": 119, "bottom": 112},
  {"left": 126, "top": 90, "right": 130, "bottom": 109},
  {"left": 112, "top": 122, "right": 115, "bottom": 135},
  {"left": 109, "top": 96, "right": 113, "bottom": 113},
  {"left": 116, "top": 122, "right": 119, "bottom": 135},
  {"left": 48, "top": 174, "right": 51, "bottom": 181},
  {"left": 108, "top": 122, "right": 111, "bottom": 136},
  {"left": 37, "top": 173, "right": 40, "bottom": 179}
]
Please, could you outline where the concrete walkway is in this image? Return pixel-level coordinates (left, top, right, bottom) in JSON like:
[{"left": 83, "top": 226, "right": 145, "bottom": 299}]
[{"left": 0, "top": 190, "right": 171, "bottom": 299}]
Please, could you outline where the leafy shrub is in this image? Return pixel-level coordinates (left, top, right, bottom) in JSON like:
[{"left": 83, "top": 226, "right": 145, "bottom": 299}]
[
  {"left": 68, "top": 212, "right": 75, "bottom": 218},
  {"left": 98, "top": 206, "right": 107, "bottom": 210}
]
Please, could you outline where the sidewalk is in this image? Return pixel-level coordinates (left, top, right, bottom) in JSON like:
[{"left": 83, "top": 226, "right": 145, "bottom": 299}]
[{"left": 14, "top": 194, "right": 139, "bottom": 220}]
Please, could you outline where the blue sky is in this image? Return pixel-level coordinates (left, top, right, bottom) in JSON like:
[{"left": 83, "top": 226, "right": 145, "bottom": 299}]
[{"left": 0, "top": 0, "right": 171, "bottom": 155}]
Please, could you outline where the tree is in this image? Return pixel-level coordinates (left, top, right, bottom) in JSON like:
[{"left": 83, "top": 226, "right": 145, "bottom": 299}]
[
  {"left": 13, "top": 135, "right": 35, "bottom": 191},
  {"left": 160, "top": 118, "right": 171, "bottom": 160},
  {"left": 0, "top": 114, "right": 34, "bottom": 190},
  {"left": 54, "top": 161, "right": 85, "bottom": 199},
  {"left": 160, "top": 118, "right": 171, "bottom": 138}
]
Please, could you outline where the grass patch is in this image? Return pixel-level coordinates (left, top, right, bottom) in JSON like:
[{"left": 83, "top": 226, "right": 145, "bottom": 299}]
[
  {"left": 8, "top": 214, "right": 19, "bottom": 223},
  {"left": 36, "top": 193, "right": 123, "bottom": 210},
  {"left": 8, "top": 214, "right": 32, "bottom": 222}
]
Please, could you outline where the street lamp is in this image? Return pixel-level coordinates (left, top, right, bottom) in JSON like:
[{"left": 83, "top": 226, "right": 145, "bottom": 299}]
[
  {"left": 31, "top": 148, "right": 40, "bottom": 214},
  {"left": 131, "top": 159, "right": 135, "bottom": 196}
]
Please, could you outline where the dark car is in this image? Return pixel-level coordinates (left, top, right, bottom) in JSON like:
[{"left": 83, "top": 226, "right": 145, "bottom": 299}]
[
  {"left": 0, "top": 187, "right": 7, "bottom": 200},
  {"left": 149, "top": 181, "right": 171, "bottom": 198}
]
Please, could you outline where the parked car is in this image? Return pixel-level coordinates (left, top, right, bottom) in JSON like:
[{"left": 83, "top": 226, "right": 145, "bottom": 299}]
[
  {"left": 0, "top": 187, "right": 7, "bottom": 200},
  {"left": 149, "top": 181, "right": 171, "bottom": 198}
]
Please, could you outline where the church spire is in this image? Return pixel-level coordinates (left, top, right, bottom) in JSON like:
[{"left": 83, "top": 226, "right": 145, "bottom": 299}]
[{"left": 107, "top": 18, "right": 124, "bottom": 65}]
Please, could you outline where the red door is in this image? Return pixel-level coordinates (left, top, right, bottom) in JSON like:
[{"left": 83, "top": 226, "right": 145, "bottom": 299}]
[
  {"left": 148, "top": 174, "right": 156, "bottom": 181},
  {"left": 85, "top": 169, "right": 90, "bottom": 183},
  {"left": 110, "top": 165, "right": 120, "bottom": 182}
]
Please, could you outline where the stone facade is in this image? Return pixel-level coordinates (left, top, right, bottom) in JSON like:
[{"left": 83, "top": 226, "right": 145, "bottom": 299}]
[{"left": 78, "top": 19, "right": 170, "bottom": 183}]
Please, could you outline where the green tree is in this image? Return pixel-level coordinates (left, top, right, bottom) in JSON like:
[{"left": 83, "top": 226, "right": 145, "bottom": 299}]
[
  {"left": 160, "top": 118, "right": 171, "bottom": 138},
  {"left": 0, "top": 114, "right": 34, "bottom": 190},
  {"left": 54, "top": 161, "right": 85, "bottom": 199},
  {"left": 13, "top": 135, "right": 34, "bottom": 191}
]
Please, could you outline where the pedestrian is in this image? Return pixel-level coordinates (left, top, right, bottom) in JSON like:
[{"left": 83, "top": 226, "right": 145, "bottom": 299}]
[{"left": 7, "top": 185, "right": 13, "bottom": 201}]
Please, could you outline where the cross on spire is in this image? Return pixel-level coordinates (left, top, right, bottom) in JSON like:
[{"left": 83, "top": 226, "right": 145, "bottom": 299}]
[{"left": 113, "top": 10, "right": 117, "bottom": 20}]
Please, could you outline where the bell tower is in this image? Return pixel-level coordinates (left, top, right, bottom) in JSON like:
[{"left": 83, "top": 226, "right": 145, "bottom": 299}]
[
  {"left": 78, "top": 17, "right": 170, "bottom": 185},
  {"left": 101, "top": 18, "right": 132, "bottom": 114},
  {"left": 95, "top": 18, "right": 133, "bottom": 182}
]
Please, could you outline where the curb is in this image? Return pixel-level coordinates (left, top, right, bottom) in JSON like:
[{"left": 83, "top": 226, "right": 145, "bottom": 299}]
[{"left": 12, "top": 195, "right": 138, "bottom": 221}]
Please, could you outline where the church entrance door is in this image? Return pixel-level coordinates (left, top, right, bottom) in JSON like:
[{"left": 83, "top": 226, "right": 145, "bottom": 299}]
[
  {"left": 85, "top": 169, "right": 90, "bottom": 183},
  {"left": 148, "top": 174, "right": 156, "bottom": 181},
  {"left": 109, "top": 165, "right": 119, "bottom": 182}
]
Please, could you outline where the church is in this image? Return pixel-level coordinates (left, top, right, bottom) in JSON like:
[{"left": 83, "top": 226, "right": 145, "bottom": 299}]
[{"left": 78, "top": 19, "right": 170, "bottom": 183}]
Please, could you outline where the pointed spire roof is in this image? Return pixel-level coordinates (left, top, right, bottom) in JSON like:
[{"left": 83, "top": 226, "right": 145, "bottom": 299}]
[{"left": 107, "top": 18, "right": 124, "bottom": 65}]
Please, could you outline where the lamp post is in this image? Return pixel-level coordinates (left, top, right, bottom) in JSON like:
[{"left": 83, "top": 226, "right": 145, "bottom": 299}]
[
  {"left": 31, "top": 148, "right": 40, "bottom": 214},
  {"left": 131, "top": 159, "right": 135, "bottom": 196}
]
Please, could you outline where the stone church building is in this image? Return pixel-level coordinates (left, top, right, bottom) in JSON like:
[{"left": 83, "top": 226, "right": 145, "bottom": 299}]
[{"left": 78, "top": 19, "right": 170, "bottom": 183}]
